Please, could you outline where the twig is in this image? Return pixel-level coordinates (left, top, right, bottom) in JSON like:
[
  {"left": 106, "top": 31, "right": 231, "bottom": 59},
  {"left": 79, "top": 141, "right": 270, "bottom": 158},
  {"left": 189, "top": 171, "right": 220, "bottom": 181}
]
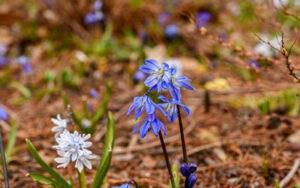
[{"left": 279, "top": 158, "right": 300, "bottom": 187}]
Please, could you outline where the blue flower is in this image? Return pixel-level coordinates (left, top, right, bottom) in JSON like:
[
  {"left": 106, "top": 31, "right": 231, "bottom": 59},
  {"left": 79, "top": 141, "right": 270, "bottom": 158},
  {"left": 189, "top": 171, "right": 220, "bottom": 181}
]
[
  {"left": 180, "top": 163, "right": 198, "bottom": 188},
  {"left": 93, "top": 0, "right": 103, "bottom": 11},
  {"left": 132, "top": 113, "right": 166, "bottom": 138},
  {"left": 169, "top": 68, "right": 195, "bottom": 101},
  {"left": 90, "top": 88, "right": 98, "bottom": 99},
  {"left": 0, "top": 57, "right": 8, "bottom": 67},
  {"left": 165, "top": 24, "right": 178, "bottom": 38},
  {"left": 158, "top": 95, "right": 190, "bottom": 122},
  {"left": 197, "top": 11, "right": 211, "bottom": 27},
  {"left": 85, "top": 13, "right": 99, "bottom": 24},
  {"left": 0, "top": 106, "right": 8, "bottom": 120},
  {"left": 14, "top": 56, "right": 33, "bottom": 73},
  {"left": 219, "top": 32, "right": 227, "bottom": 41},
  {"left": 133, "top": 70, "right": 146, "bottom": 82},
  {"left": 139, "top": 59, "right": 171, "bottom": 92},
  {"left": 248, "top": 59, "right": 260, "bottom": 69},
  {"left": 127, "top": 94, "right": 166, "bottom": 120},
  {"left": 113, "top": 183, "right": 130, "bottom": 188}
]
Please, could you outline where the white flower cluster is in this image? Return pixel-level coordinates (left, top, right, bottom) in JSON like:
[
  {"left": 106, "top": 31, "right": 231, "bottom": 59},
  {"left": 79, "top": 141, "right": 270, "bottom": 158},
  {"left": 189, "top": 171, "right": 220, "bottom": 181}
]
[{"left": 51, "top": 115, "right": 96, "bottom": 172}]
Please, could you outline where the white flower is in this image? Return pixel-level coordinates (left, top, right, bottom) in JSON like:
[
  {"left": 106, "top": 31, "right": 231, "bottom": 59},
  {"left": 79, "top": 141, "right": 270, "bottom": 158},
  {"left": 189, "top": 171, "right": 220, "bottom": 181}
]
[
  {"left": 51, "top": 114, "right": 68, "bottom": 135},
  {"left": 53, "top": 130, "right": 95, "bottom": 172},
  {"left": 54, "top": 150, "right": 71, "bottom": 168},
  {"left": 75, "top": 151, "right": 96, "bottom": 172}
]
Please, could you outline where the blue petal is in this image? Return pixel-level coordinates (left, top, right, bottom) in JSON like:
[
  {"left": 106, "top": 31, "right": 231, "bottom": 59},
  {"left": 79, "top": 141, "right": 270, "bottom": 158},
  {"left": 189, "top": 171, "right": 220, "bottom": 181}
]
[
  {"left": 161, "top": 122, "right": 167, "bottom": 137},
  {"left": 149, "top": 85, "right": 157, "bottom": 92},
  {"left": 132, "top": 118, "right": 146, "bottom": 134},
  {"left": 158, "top": 95, "right": 169, "bottom": 102},
  {"left": 139, "top": 65, "right": 153, "bottom": 74},
  {"left": 157, "top": 82, "right": 162, "bottom": 93},
  {"left": 179, "top": 81, "right": 195, "bottom": 91},
  {"left": 187, "top": 174, "right": 197, "bottom": 188},
  {"left": 153, "top": 103, "right": 167, "bottom": 116},
  {"left": 169, "top": 84, "right": 181, "bottom": 101},
  {"left": 144, "top": 75, "right": 158, "bottom": 87},
  {"left": 127, "top": 100, "right": 139, "bottom": 116},
  {"left": 189, "top": 163, "right": 198, "bottom": 173},
  {"left": 151, "top": 119, "right": 160, "bottom": 136},
  {"left": 145, "top": 59, "right": 160, "bottom": 70},
  {"left": 145, "top": 98, "right": 155, "bottom": 114},
  {"left": 170, "top": 68, "right": 176, "bottom": 75},
  {"left": 179, "top": 104, "right": 191, "bottom": 117},
  {"left": 140, "top": 120, "right": 150, "bottom": 138},
  {"left": 176, "top": 75, "right": 192, "bottom": 82},
  {"left": 0, "top": 106, "right": 8, "bottom": 120},
  {"left": 134, "top": 108, "right": 144, "bottom": 120},
  {"left": 180, "top": 163, "right": 190, "bottom": 177},
  {"left": 162, "top": 62, "right": 169, "bottom": 70}
]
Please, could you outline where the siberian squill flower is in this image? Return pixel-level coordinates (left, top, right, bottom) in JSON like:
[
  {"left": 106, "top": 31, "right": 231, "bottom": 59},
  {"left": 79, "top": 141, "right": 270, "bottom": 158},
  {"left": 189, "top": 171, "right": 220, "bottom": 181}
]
[
  {"left": 127, "top": 93, "right": 166, "bottom": 120},
  {"left": 165, "top": 24, "right": 178, "bottom": 38},
  {"left": 158, "top": 95, "right": 190, "bottom": 122},
  {"left": 248, "top": 59, "right": 260, "bottom": 69},
  {"left": 54, "top": 130, "right": 95, "bottom": 172},
  {"left": 0, "top": 57, "right": 8, "bottom": 67},
  {"left": 180, "top": 163, "right": 198, "bottom": 188},
  {"left": 51, "top": 114, "right": 69, "bottom": 136},
  {"left": 84, "top": 0, "right": 104, "bottom": 24},
  {"left": 0, "top": 106, "right": 8, "bottom": 120},
  {"left": 14, "top": 56, "right": 33, "bottom": 73},
  {"left": 132, "top": 113, "right": 166, "bottom": 138},
  {"left": 75, "top": 150, "right": 96, "bottom": 172},
  {"left": 197, "top": 11, "right": 211, "bottom": 27},
  {"left": 90, "top": 88, "right": 98, "bottom": 99},
  {"left": 168, "top": 68, "right": 195, "bottom": 101},
  {"left": 139, "top": 59, "right": 171, "bottom": 92}
]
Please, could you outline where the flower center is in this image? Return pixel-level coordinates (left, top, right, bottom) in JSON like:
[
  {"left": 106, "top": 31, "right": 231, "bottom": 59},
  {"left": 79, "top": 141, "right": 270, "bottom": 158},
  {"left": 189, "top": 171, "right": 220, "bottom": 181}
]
[
  {"left": 74, "top": 137, "right": 79, "bottom": 142},
  {"left": 159, "top": 69, "right": 164, "bottom": 75}
]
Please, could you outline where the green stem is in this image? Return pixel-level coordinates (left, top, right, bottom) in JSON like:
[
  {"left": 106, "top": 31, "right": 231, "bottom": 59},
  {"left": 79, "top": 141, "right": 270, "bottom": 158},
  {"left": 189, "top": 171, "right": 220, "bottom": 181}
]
[{"left": 78, "top": 170, "right": 87, "bottom": 188}]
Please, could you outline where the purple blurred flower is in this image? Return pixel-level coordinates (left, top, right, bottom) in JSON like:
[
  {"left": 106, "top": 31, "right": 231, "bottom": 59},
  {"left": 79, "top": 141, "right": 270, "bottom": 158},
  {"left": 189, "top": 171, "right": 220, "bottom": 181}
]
[
  {"left": 0, "top": 44, "right": 7, "bottom": 56},
  {"left": 15, "top": 56, "right": 30, "bottom": 65},
  {"left": 0, "top": 106, "right": 8, "bottom": 120},
  {"left": 93, "top": 0, "right": 103, "bottom": 11},
  {"left": 133, "top": 70, "right": 147, "bottom": 82},
  {"left": 248, "top": 59, "right": 260, "bottom": 69},
  {"left": 219, "top": 32, "right": 227, "bottom": 41},
  {"left": 23, "top": 63, "right": 33, "bottom": 73},
  {"left": 90, "top": 88, "right": 98, "bottom": 99},
  {"left": 139, "top": 29, "right": 148, "bottom": 43},
  {"left": 197, "top": 11, "right": 211, "bottom": 27},
  {"left": 85, "top": 13, "right": 99, "bottom": 24},
  {"left": 165, "top": 24, "right": 178, "bottom": 38},
  {"left": 158, "top": 11, "right": 170, "bottom": 26},
  {"left": 0, "top": 57, "right": 8, "bottom": 67}
]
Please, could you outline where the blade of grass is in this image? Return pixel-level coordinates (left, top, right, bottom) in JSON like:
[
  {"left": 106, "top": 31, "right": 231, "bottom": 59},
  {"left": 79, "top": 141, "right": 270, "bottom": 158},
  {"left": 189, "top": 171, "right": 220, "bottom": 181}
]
[
  {"left": 29, "top": 172, "right": 60, "bottom": 188},
  {"left": 26, "top": 139, "right": 71, "bottom": 188},
  {"left": 5, "top": 118, "right": 17, "bottom": 159},
  {"left": 90, "top": 80, "right": 113, "bottom": 134},
  {"left": 91, "top": 112, "right": 115, "bottom": 188}
]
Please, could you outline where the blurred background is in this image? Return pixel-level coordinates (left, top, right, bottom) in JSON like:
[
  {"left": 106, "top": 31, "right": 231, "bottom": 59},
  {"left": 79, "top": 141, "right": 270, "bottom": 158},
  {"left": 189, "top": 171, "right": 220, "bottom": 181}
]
[{"left": 1, "top": 0, "right": 300, "bottom": 187}]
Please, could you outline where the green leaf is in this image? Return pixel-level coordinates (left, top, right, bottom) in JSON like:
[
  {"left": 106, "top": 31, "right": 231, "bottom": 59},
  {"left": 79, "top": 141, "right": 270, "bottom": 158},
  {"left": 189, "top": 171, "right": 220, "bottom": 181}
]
[
  {"left": 10, "top": 82, "right": 32, "bottom": 99},
  {"left": 26, "top": 139, "right": 71, "bottom": 188},
  {"left": 29, "top": 172, "right": 60, "bottom": 188},
  {"left": 89, "top": 80, "right": 113, "bottom": 134},
  {"left": 95, "top": 24, "right": 113, "bottom": 55},
  {"left": 6, "top": 119, "right": 17, "bottom": 159},
  {"left": 169, "top": 164, "right": 180, "bottom": 188},
  {"left": 91, "top": 112, "right": 115, "bottom": 188}
]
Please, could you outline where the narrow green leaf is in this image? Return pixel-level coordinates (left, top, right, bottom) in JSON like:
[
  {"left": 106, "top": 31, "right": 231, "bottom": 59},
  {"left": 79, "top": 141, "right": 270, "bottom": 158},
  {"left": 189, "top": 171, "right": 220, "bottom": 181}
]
[
  {"left": 169, "top": 164, "right": 180, "bottom": 188},
  {"left": 91, "top": 112, "right": 115, "bottom": 188},
  {"left": 29, "top": 172, "right": 60, "bottom": 188},
  {"left": 10, "top": 82, "right": 31, "bottom": 99},
  {"left": 6, "top": 119, "right": 17, "bottom": 159},
  {"left": 26, "top": 139, "right": 71, "bottom": 188},
  {"left": 90, "top": 80, "right": 113, "bottom": 134}
]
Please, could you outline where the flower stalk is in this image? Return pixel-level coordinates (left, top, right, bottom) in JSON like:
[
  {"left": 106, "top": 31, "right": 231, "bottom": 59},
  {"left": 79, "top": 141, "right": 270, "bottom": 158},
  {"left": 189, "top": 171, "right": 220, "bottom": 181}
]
[
  {"left": 0, "top": 123, "right": 9, "bottom": 188},
  {"left": 158, "top": 131, "right": 175, "bottom": 188},
  {"left": 176, "top": 105, "right": 188, "bottom": 164},
  {"left": 78, "top": 169, "right": 87, "bottom": 188}
]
